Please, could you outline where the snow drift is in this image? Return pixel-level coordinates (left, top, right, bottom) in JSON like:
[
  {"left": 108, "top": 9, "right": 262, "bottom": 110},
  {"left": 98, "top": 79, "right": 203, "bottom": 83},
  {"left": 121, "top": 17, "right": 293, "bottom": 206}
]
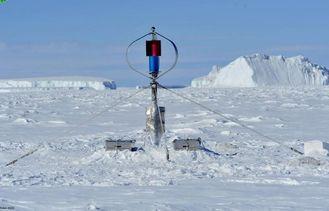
[
  {"left": 191, "top": 54, "right": 329, "bottom": 87},
  {"left": 0, "top": 76, "right": 116, "bottom": 90}
]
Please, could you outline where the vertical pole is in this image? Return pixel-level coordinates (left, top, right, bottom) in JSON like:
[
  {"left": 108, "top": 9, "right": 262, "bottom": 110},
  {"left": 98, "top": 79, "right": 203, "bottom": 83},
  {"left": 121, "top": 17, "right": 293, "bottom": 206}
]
[
  {"left": 150, "top": 27, "right": 159, "bottom": 79},
  {"left": 150, "top": 79, "right": 161, "bottom": 145},
  {"left": 148, "top": 27, "right": 162, "bottom": 145}
]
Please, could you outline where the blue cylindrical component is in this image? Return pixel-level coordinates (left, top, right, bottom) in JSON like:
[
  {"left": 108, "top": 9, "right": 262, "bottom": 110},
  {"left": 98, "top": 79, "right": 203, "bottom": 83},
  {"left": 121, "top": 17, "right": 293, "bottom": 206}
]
[{"left": 149, "top": 56, "right": 159, "bottom": 74}]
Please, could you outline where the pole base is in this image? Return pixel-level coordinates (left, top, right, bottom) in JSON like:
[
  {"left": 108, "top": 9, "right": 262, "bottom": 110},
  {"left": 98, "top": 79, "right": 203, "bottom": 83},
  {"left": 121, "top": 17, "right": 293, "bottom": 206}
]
[{"left": 146, "top": 105, "right": 165, "bottom": 145}]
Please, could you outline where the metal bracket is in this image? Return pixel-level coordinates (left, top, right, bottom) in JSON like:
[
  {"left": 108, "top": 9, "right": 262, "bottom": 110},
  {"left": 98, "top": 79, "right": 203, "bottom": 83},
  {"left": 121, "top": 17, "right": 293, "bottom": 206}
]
[
  {"left": 173, "top": 138, "right": 202, "bottom": 151},
  {"left": 105, "top": 139, "right": 136, "bottom": 151}
]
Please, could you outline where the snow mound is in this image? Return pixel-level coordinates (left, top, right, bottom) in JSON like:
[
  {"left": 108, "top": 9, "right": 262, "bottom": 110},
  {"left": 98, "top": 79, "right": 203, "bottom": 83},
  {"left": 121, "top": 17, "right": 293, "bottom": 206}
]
[
  {"left": 0, "top": 76, "right": 116, "bottom": 90},
  {"left": 191, "top": 54, "right": 329, "bottom": 87}
]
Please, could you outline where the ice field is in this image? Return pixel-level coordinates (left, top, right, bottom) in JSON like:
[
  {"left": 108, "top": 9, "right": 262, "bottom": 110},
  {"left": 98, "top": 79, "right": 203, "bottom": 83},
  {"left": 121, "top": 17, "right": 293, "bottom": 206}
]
[{"left": 1, "top": 87, "right": 329, "bottom": 210}]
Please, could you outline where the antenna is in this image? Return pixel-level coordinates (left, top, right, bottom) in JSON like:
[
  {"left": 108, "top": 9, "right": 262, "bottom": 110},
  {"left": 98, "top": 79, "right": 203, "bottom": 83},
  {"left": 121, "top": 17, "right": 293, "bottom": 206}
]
[{"left": 126, "top": 27, "right": 179, "bottom": 145}]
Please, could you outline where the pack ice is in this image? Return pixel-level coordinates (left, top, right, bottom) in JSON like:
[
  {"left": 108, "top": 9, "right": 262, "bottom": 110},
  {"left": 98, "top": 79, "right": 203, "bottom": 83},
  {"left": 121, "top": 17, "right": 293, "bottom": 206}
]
[
  {"left": 1, "top": 86, "right": 329, "bottom": 209},
  {"left": 191, "top": 54, "right": 329, "bottom": 87},
  {"left": 0, "top": 76, "right": 116, "bottom": 90}
]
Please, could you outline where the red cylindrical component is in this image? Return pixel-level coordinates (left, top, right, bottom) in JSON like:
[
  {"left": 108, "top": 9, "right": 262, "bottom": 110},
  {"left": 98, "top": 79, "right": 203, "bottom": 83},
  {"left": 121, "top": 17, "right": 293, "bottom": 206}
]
[{"left": 146, "top": 40, "right": 161, "bottom": 56}]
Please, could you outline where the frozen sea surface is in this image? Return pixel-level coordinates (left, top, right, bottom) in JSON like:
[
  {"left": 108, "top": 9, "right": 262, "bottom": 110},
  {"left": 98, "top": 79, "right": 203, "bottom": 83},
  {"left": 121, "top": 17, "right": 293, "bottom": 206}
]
[{"left": 1, "top": 87, "right": 329, "bottom": 210}]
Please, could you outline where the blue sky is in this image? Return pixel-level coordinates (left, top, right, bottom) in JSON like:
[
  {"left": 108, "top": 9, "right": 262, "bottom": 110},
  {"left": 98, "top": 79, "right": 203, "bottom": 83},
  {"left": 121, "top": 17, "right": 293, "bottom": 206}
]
[{"left": 0, "top": 0, "right": 328, "bottom": 86}]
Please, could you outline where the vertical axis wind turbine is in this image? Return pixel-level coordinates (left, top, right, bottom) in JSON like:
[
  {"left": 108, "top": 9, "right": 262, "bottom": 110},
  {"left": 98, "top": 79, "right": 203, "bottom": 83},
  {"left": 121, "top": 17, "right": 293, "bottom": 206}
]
[{"left": 126, "top": 27, "right": 178, "bottom": 145}]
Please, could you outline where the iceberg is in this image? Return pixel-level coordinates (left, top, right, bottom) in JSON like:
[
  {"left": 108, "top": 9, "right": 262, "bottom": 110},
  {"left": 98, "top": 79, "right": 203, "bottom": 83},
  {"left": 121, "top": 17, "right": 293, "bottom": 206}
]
[
  {"left": 0, "top": 76, "right": 116, "bottom": 90},
  {"left": 191, "top": 54, "right": 329, "bottom": 87}
]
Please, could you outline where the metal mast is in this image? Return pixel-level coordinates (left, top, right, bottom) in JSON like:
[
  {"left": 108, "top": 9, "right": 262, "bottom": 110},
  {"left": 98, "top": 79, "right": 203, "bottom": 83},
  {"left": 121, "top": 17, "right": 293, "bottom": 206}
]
[{"left": 147, "top": 27, "right": 162, "bottom": 145}]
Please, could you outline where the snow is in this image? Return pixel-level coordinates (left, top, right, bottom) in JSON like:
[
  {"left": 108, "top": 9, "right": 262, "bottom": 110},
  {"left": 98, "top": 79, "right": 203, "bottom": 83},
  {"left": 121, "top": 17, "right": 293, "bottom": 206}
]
[
  {"left": 0, "top": 76, "right": 116, "bottom": 90},
  {"left": 1, "top": 178, "right": 329, "bottom": 210},
  {"left": 191, "top": 54, "right": 329, "bottom": 87},
  {"left": 1, "top": 87, "right": 329, "bottom": 209}
]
